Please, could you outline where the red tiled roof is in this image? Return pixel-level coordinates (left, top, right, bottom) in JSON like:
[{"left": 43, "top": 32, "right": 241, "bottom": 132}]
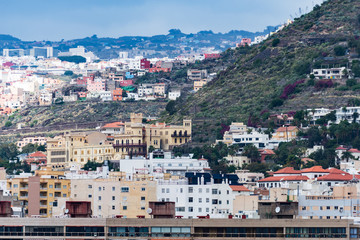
[
  {"left": 336, "top": 146, "right": 347, "bottom": 150},
  {"left": 230, "top": 185, "right": 250, "bottom": 192},
  {"left": 259, "top": 149, "right": 275, "bottom": 155},
  {"left": 276, "top": 126, "right": 298, "bottom": 132},
  {"left": 316, "top": 173, "right": 358, "bottom": 181},
  {"left": 101, "top": 122, "right": 124, "bottom": 128},
  {"left": 327, "top": 168, "right": 347, "bottom": 175},
  {"left": 301, "top": 166, "right": 329, "bottom": 173},
  {"left": 349, "top": 148, "right": 360, "bottom": 153},
  {"left": 274, "top": 167, "right": 301, "bottom": 175},
  {"left": 28, "top": 151, "right": 46, "bottom": 158},
  {"left": 258, "top": 176, "right": 309, "bottom": 182}
]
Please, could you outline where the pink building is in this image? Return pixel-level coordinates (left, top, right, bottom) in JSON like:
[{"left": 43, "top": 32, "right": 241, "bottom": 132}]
[
  {"left": 119, "top": 79, "right": 134, "bottom": 87},
  {"left": 87, "top": 78, "right": 106, "bottom": 92},
  {"left": 204, "top": 53, "right": 220, "bottom": 59}
]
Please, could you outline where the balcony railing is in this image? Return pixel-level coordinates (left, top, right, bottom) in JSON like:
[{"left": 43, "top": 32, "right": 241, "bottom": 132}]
[{"left": 113, "top": 143, "right": 146, "bottom": 148}]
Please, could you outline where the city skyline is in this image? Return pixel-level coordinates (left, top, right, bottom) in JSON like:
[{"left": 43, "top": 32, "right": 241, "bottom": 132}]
[{"left": 1, "top": 0, "right": 324, "bottom": 41}]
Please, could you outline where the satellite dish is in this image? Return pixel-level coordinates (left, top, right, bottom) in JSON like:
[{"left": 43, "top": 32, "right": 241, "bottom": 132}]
[
  {"left": 65, "top": 209, "right": 69, "bottom": 214},
  {"left": 146, "top": 208, "right": 152, "bottom": 214},
  {"left": 275, "top": 207, "right": 281, "bottom": 213}
]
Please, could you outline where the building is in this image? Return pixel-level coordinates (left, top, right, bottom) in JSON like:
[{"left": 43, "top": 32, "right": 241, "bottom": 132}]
[
  {"left": 187, "top": 69, "right": 208, "bottom": 81},
  {"left": 63, "top": 177, "right": 157, "bottom": 218},
  {"left": 7, "top": 168, "right": 70, "bottom": 217},
  {"left": 311, "top": 67, "right": 351, "bottom": 79},
  {"left": 204, "top": 53, "right": 221, "bottom": 59},
  {"left": 271, "top": 126, "right": 299, "bottom": 142},
  {"left": 168, "top": 90, "right": 181, "bottom": 100},
  {"left": 17, "top": 136, "right": 47, "bottom": 151},
  {"left": 24, "top": 151, "right": 47, "bottom": 166},
  {"left": 46, "top": 132, "right": 114, "bottom": 169},
  {"left": 194, "top": 79, "right": 208, "bottom": 92},
  {"left": 0, "top": 218, "right": 352, "bottom": 239}
]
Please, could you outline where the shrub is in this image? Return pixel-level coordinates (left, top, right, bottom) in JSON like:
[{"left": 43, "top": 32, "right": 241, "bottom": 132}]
[
  {"left": 272, "top": 38, "right": 280, "bottom": 47},
  {"left": 315, "top": 80, "right": 333, "bottom": 90},
  {"left": 334, "top": 46, "right": 346, "bottom": 56},
  {"left": 293, "top": 61, "right": 311, "bottom": 75},
  {"left": 269, "top": 98, "right": 284, "bottom": 108},
  {"left": 280, "top": 79, "right": 305, "bottom": 99},
  {"left": 307, "top": 79, "right": 315, "bottom": 86},
  {"left": 346, "top": 79, "right": 357, "bottom": 87},
  {"left": 4, "top": 121, "right": 12, "bottom": 127}
]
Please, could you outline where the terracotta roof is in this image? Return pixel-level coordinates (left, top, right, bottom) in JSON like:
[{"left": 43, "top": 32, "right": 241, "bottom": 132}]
[
  {"left": 101, "top": 122, "right": 124, "bottom": 128},
  {"left": 301, "top": 166, "right": 329, "bottom": 173},
  {"left": 258, "top": 176, "right": 309, "bottom": 182},
  {"left": 349, "top": 148, "right": 360, "bottom": 153},
  {"left": 28, "top": 151, "right": 46, "bottom": 158},
  {"left": 273, "top": 167, "right": 302, "bottom": 175},
  {"left": 230, "top": 185, "right": 250, "bottom": 192},
  {"left": 327, "top": 168, "right": 347, "bottom": 175},
  {"left": 276, "top": 126, "right": 298, "bottom": 132},
  {"left": 259, "top": 149, "right": 275, "bottom": 155},
  {"left": 336, "top": 146, "right": 347, "bottom": 150},
  {"left": 316, "top": 173, "right": 358, "bottom": 181}
]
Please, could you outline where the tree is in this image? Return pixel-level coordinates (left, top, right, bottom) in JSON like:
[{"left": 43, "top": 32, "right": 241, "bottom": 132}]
[
  {"left": 148, "top": 146, "right": 155, "bottom": 153},
  {"left": 242, "top": 144, "right": 260, "bottom": 163},
  {"left": 83, "top": 160, "right": 102, "bottom": 171},
  {"left": 21, "top": 143, "right": 38, "bottom": 154},
  {"left": 165, "top": 100, "right": 177, "bottom": 115},
  {"left": 272, "top": 38, "right": 280, "bottom": 47},
  {"left": 341, "top": 151, "right": 355, "bottom": 162},
  {"left": 64, "top": 70, "right": 74, "bottom": 76},
  {"left": 346, "top": 79, "right": 357, "bottom": 87},
  {"left": 353, "top": 112, "right": 359, "bottom": 123},
  {"left": 58, "top": 56, "right": 86, "bottom": 64},
  {"left": 122, "top": 91, "right": 128, "bottom": 98},
  {"left": 334, "top": 46, "right": 346, "bottom": 56},
  {"left": 4, "top": 121, "right": 12, "bottom": 128}
]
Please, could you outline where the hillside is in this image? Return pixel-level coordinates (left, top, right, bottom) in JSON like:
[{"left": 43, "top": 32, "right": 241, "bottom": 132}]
[
  {"left": 0, "top": 101, "right": 166, "bottom": 134},
  {"left": 167, "top": 0, "right": 360, "bottom": 143}
]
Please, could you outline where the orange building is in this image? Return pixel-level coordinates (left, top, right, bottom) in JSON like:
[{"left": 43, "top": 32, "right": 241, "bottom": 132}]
[{"left": 112, "top": 89, "right": 123, "bottom": 101}]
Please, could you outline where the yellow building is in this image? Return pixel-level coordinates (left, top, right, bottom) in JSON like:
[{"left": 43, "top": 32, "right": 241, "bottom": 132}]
[
  {"left": 60, "top": 176, "right": 157, "bottom": 218},
  {"left": 7, "top": 167, "right": 70, "bottom": 218},
  {"left": 272, "top": 126, "right": 299, "bottom": 141},
  {"left": 194, "top": 79, "right": 208, "bottom": 92},
  {"left": 47, "top": 132, "right": 114, "bottom": 169},
  {"left": 112, "top": 113, "right": 192, "bottom": 159}
]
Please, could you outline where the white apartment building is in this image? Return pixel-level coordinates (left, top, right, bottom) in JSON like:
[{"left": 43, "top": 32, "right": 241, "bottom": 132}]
[
  {"left": 232, "top": 131, "right": 270, "bottom": 149},
  {"left": 156, "top": 178, "right": 235, "bottom": 218},
  {"left": 311, "top": 67, "right": 350, "bottom": 80},
  {"left": 168, "top": 90, "right": 181, "bottom": 100},
  {"left": 308, "top": 107, "right": 360, "bottom": 124}
]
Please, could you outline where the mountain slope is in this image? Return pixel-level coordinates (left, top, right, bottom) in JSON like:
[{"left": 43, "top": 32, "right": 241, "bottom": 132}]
[{"left": 168, "top": 0, "right": 360, "bottom": 143}]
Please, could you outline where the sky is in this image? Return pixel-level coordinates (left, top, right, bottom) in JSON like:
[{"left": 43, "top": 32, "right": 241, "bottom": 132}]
[{"left": 1, "top": 0, "right": 324, "bottom": 41}]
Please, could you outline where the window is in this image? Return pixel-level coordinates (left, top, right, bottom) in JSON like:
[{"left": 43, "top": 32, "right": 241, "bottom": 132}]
[
  {"left": 121, "top": 187, "right": 129, "bottom": 193},
  {"left": 188, "top": 207, "right": 193, "bottom": 212},
  {"left": 199, "top": 198, "right": 202, "bottom": 203},
  {"left": 49, "top": 185, "right": 53, "bottom": 188},
  {"left": 320, "top": 206, "right": 323, "bottom": 210},
  {"left": 99, "top": 196, "right": 102, "bottom": 201},
  {"left": 63, "top": 185, "right": 67, "bottom": 189},
  {"left": 98, "top": 206, "right": 101, "bottom": 210},
  {"left": 198, "top": 208, "right": 202, "bottom": 213},
  {"left": 63, "top": 194, "right": 67, "bottom": 197},
  {"left": 199, "top": 188, "right": 202, "bottom": 193},
  {"left": 123, "top": 206, "right": 127, "bottom": 210},
  {"left": 180, "top": 188, "right": 183, "bottom": 193},
  {"left": 188, "top": 187, "right": 193, "bottom": 193},
  {"left": 206, "top": 188, "right": 209, "bottom": 193},
  {"left": 141, "top": 196, "right": 145, "bottom": 201},
  {"left": 112, "top": 196, "right": 115, "bottom": 201},
  {"left": 99, "top": 187, "right": 102, "bottom": 191},
  {"left": 88, "top": 194, "right": 92, "bottom": 198},
  {"left": 112, "top": 206, "right": 115, "bottom": 210},
  {"left": 162, "top": 188, "right": 165, "bottom": 193},
  {"left": 206, "top": 198, "right": 210, "bottom": 203},
  {"left": 212, "top": 189, "right": 218, "bottom": 194},
  {"left": 49, "top": 193, "right": 53, "bottom": 197},
  {"left": 141, "top": 187, "right": 146, "bottom": 191},
  {"left": 188, "top": 197, "right": 193, "bottom": 203},
  {"left": 88, "top": 185, "right": 92, "bottom": 189},
  {"left": 166, "top": 188, "right": 170, "bottom": 193},
  {"left": 176, "top": 207, "right": 185, "bottom": 212},
  {"left": 327, "top": 206, "right": 331, "bottom": 210},
  {"left": 302, "top": 206, "right": 306, "bottom": 210},
  {"left": 335, "top": 206, "right": 339, "bottom": 210},
  {"left": 212, "top": 199, "right": 218, "bottom": 204}
]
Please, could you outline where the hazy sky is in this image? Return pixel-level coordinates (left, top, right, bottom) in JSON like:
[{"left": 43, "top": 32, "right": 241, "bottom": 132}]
[{"left": 1, "top": 0, "right": 324, "bottom": 41}]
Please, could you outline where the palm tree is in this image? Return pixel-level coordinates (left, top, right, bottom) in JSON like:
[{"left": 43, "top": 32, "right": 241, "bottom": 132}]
[
  {"left": 353, "top": 112, "right": 359, "bottom": 123},
  {"left": 341, "top": 151, "right": 355, "bottom": 162}
]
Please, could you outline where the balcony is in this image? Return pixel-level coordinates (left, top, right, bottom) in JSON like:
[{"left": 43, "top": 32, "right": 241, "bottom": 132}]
[
  {"left": 18, "top": 195, "right": 28, "bottom": 200},
  {"left": 40, "top": 205, "right": 47, "bottom": 209},
  {"left": 40, "top": 195, "right": 47, "bottom": 199},
  {"left": 171, "top": 132, "right": 190, "bottom": 138},
  {"left": 40, "top": 188, "right": 47, "bottom": 191},
  {"left": 113, "top": 143, "right": 146, "bottom": 148}
]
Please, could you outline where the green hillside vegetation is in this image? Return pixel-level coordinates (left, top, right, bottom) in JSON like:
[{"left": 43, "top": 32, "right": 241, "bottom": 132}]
[{"left": 166, "top": 0, "right": 360, "bottom": 143}]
